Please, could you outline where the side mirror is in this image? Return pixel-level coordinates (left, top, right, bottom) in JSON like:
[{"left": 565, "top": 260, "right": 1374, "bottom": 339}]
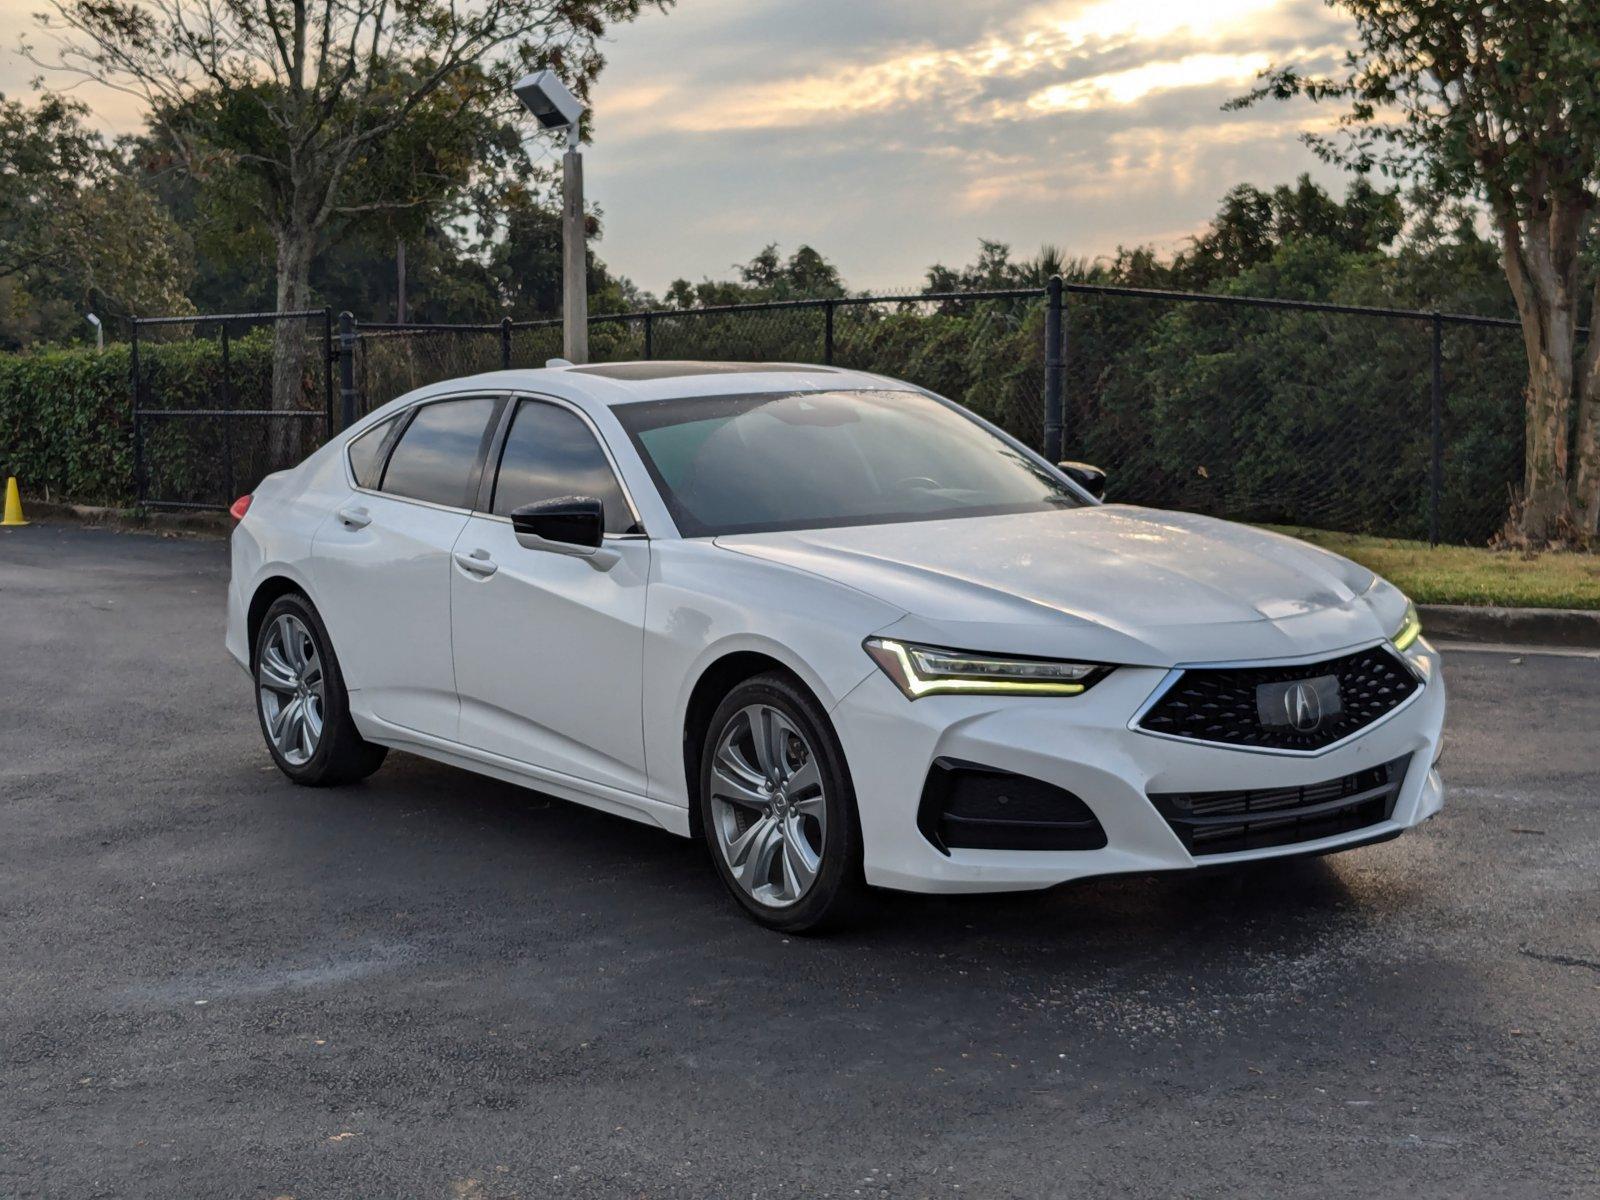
[
  {"left": 1057, "top": 461, "right": 1106, "bottom": 500},
  {"left": 511, "top": 496, "right": 604, "bottom": 552}
]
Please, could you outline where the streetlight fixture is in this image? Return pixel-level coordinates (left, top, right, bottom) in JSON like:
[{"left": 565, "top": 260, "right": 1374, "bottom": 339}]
[
  {"left": 85, "top": 312, "right": 103, "bottom": 353},
  {"left": 514, "top": 69, "right": 588, "bottom": 364}
]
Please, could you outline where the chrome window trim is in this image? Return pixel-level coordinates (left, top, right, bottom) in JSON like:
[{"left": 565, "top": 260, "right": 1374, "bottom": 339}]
[
  {"left": 344, "top": 483, "right": 476, "bottom": 518},
  {"left": 338, "top": 387, "right": 650, "bottom": 534},
  {"left": 1126, "top": 639, "right": 1426, "bottom": 758},
  {"left": 341, "top": 389, "right": 508, "bottom": 515}
]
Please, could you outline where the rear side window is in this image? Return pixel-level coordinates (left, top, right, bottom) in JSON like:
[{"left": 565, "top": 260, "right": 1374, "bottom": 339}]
[
  {"left": 347, "top": 415, "right": 398, "bottom": 489},
  {"left": 380, "top": 398, "right": 497, "bottom": 507},
  {"left": 491, "top": 400, "right": 636, "bottom": 534}
]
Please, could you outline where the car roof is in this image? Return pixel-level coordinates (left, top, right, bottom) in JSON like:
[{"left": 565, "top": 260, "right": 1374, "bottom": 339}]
[{"left": 398, "top": 360, "right": 913, "bottom": 409}]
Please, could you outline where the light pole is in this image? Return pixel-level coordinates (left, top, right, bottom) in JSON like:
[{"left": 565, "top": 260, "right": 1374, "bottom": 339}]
[{"left": 513, "top": 69, "right": 588, "bottom": 364}]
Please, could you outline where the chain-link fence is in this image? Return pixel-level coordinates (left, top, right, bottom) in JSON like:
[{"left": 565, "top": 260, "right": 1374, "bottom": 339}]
[
  {"left": 130, "top": 310, "right": 334, "bottom": 510},
  {"left": 1059, "top": 284, "right": 1527, "bottom": 545},
  {"left": 130, "top": 284, "right": 1530, "bottom": 545}
]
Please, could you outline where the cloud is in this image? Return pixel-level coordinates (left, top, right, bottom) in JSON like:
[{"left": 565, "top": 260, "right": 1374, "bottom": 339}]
[
  {"left": 1021, "top": 52, "right": 1277, "bottom": 113},
  {"left": 600, "top": 0, "right": 1343, "bottom": 139},
  {"left": 0, "top": 0, "right": 1359, "bottom": 293},
  {"left": 586, "top": 0, "right": 1356, "bottom": 291}
]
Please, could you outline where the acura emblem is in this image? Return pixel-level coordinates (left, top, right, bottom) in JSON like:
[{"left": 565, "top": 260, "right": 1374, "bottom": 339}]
[{"left": 1284, "top": 681, "right": 1323, "bottom": 732}]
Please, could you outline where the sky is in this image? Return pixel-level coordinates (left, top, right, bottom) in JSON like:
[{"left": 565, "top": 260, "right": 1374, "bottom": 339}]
[{"left": 0, "top": 0, "right": 1355, "bottom": 295}]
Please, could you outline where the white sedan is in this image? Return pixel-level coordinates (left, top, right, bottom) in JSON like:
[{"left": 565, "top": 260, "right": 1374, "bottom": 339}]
[{"left": 226, "top": 361, "right": 1445, "bottom": 931}]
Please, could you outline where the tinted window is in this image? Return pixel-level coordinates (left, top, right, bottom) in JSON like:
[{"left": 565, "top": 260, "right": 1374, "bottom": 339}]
[
  {"left": 380, "top": 398, "right": 496, "bottom": 507},
  {"left": 492, "top": 400, "right": 635, "bottom": 534},
  {"left": 613, "top": 389, "right": 1082, "bottom": 536},
  {"left": 347, "top": 415, "right": 399, "bottom": 488}
]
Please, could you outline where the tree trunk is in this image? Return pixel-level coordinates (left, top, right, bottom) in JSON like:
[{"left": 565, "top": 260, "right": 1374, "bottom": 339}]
[
  {"left": 1574, "top": 358, "right": 1600, "bottom": 537},
  {"left": 1500, "top": 227, "right": 1577, "bottom": 544},
  {"left": 1522, "top": 347, "right": 1573, "bottom": 540},
  {"left": 270, "top": 227, "right": 315, "bottom": 463}
]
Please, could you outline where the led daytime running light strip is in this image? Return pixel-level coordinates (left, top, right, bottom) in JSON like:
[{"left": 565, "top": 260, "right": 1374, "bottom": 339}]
[
  {"left": 1392, "top": 603, "right": 1422, "bottom": 652},
  {"left": 865, "top": 638, "right": 1095, "bottom": 699}
]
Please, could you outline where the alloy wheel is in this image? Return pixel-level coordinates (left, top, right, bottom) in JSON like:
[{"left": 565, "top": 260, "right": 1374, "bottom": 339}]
[
  {"left": 257, "top": 613, "right": 325, "bottom": 767},
  {"left": 707, "top": 703, "right": 827, "bottom": 907}
]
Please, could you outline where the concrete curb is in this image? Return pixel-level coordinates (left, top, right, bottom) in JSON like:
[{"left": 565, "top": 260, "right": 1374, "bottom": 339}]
[
  {"left": 1420, "top": 603, "right": 1600, "bottom": 649},
  {"left": 21, "top": 498, "right": 233, "bottom": 539}
]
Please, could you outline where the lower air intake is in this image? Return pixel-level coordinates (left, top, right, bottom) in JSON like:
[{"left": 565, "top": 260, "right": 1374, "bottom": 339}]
[
  {"left": 1147, "top": 755, "right": 1410, "bottom": 857},
  {"left": 917, "top": 759, "right": 1107, "bottom": 854}
]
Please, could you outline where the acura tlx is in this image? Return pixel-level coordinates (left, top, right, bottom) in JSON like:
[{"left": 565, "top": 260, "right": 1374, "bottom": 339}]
[{"left": 226, "top": 361, "right": 1444, "bottom": 931}]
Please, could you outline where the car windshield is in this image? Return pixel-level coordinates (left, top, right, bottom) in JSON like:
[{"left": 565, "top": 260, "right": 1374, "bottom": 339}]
[{"left": 613, "top": 388, "right": 1083, "bottom": 536}]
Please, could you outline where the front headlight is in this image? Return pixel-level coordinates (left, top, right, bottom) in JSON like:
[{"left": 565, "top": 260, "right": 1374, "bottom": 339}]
[
  {"left": 863, "top": 637, "right": 1108, "bottom": 699},
  {"left": 1391, "top": 600, "right": 1422, "bottom": 652}
]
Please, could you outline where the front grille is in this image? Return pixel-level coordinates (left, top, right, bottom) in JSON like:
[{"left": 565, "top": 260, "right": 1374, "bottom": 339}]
[
  {"left": 1137, "top": 645, "right": 1420, "bottom": 752},
  {"left": 1148, "top": 755, "right": 1409, "bottom": 856},
  {"left": 917, "top": 759, "right": 1107, "bottom": 854}
]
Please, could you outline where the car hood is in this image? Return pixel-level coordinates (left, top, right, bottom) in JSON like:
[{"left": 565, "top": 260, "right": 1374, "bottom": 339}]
[{"left": 714, "top": 506, "right": 1396, "bottom": 666}]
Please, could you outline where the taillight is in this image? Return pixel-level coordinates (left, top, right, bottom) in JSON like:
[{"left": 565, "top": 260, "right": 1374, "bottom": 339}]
[{"left": 229, "top": 494, "right": 253, "bottom": 521}]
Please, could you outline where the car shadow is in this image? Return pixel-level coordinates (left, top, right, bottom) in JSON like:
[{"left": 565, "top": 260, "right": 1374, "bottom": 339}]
[{"left": 269, "top": 749, "right": 1412, "bottom": 973}]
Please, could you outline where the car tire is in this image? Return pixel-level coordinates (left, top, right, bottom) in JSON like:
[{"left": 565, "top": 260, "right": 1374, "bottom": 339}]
[
  {"left": 697, "top": 671, "right": 868, "bottom": 933},
  {"left": 253, "top": 592, "right": 387, "bottom": 787}
]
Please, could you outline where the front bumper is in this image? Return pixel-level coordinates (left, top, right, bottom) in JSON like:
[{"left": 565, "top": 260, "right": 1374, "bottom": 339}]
[{"left": 832, "top": 640, "right": 1445, "bottom": 893}]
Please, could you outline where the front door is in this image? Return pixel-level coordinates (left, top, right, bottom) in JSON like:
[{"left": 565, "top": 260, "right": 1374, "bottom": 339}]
[{"left": 450, "top": 397, "right": 651, "bottom": 795}]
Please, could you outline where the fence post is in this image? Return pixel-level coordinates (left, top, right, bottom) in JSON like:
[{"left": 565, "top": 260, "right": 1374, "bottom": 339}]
[
  {"left": 824, "top": 300, "right": 835, "bottom": 365},
  {"left": 129, "top": 319, "right": 144, "bottom": 507},
  {"left": 221, "top": 323, "right": 235, "bottom": 502},
  {"left": 321, "top": 308, "right": 336, "bottom": 439},
  {"left": 1430, "top": 311, "right": 1443, "bottom": 547},
  {"left": 338, "top": 311, "right": 358, "bottom": 429},
  {"left": 1043, "top": 277, "right": 1064, "bottom": 461},
  {"left": 643, "top": 312, "right": 654, "bottom": 360},
  {"left": 500, "top": 316, "right": 513, "bottom": 370}
]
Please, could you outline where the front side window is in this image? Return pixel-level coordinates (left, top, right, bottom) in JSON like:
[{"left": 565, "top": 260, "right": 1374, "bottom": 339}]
[
  {"left": 380, "top": 397, "right": 497, "bottom": 507},
  {"left": 491, "top": 400, "right": 637, "bottom": 534},
  {"left": 613, "top": 389, "right": 1083, "bottom": 536}
]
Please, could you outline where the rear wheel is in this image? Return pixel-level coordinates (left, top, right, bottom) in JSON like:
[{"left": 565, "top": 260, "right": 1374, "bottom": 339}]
[
  {"left": 698, "top": 672, "right": 867, "bottom": 933},
  {"left": 254, "top": 593, "right": 386, "bottom": 787}
]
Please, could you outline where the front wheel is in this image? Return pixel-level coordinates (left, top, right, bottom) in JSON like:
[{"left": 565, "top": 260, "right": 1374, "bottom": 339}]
[
  {"left": 697, "top": 672, "right": 867, "bottom": 933},
  {"left": 254, "top": 593, "right": 386, "bottom": 787}
]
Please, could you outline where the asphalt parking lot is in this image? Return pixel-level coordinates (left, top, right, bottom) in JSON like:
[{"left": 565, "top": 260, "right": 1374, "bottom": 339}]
[{"left": 2, "top": 522, "right": 1597, "bottom": 1198}]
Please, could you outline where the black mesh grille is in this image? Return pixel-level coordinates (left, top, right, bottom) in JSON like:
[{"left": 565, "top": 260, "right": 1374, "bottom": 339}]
[
  {"left": 1148, "top": 755, "right": 1409, "bottom": 856},
  {"left": 1137, "top": 645, "right": 1420, "bottom": 751}
]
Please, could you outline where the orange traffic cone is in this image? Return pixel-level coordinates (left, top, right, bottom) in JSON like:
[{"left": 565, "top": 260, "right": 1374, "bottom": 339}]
[{"left": 2, "top": 476, "right": 28, "bottom": 526}]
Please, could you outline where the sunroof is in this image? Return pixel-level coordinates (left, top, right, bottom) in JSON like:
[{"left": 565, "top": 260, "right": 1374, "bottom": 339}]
[{"left": 568, "top": 361, "right": 839, "bottom": 381}]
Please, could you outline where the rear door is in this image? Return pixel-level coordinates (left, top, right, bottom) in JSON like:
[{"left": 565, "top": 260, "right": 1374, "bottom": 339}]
[
  {"left": 312, "top": 394, "right": 504, "bottom": 740},
  {"left": 450, "top": 395, "right": 651, "bottom": 795}
]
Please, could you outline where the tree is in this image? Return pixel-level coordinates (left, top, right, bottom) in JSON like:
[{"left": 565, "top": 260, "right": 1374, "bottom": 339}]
[
  {"left": 665, "top": 243, "right": 846, "bottom": 308},
  {"left": 924, "top": 242, "right": 1085, "bottom": 294},
  {"left": 491, "top": 183, "right": 648, "bottom": 318},
  {"left": 1233, "top": 1, "right": 1600, "bottom": 543},
  {"left": 0, "top": 93, "right": 191, "bottom": 348},
  {"left": 1171, "top": 176, "right": 1403, "bottom": 289},
  {"left": 28, "top": 0, "right": 668, "bottom": 411}
]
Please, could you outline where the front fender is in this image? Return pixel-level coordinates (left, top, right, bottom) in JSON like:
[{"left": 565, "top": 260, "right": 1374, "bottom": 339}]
[{"left": 641, "top": 540, "right": 905, "bottom": 808}]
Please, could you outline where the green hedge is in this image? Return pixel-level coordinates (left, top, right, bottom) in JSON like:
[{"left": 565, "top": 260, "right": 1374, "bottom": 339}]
[
  {"left": 0, "top": 330, "right": 317, "bottom": 508},
  {"left": 0, "top": 344, "right": 136, "bottom": 505}
]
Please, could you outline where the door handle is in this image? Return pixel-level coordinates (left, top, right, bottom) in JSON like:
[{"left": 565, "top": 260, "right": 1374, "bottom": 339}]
[
  {"left": 454, "top": 549, "right": 498, "bottom": 578},
  {"left": 335, "top": 505, "right": 371, "bottom": 530}
]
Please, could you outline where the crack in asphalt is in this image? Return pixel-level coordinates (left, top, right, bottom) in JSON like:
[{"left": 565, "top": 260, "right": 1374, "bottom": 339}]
[{"left": 1519, "top": 946, "right": 1600, "bottom": 973}]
